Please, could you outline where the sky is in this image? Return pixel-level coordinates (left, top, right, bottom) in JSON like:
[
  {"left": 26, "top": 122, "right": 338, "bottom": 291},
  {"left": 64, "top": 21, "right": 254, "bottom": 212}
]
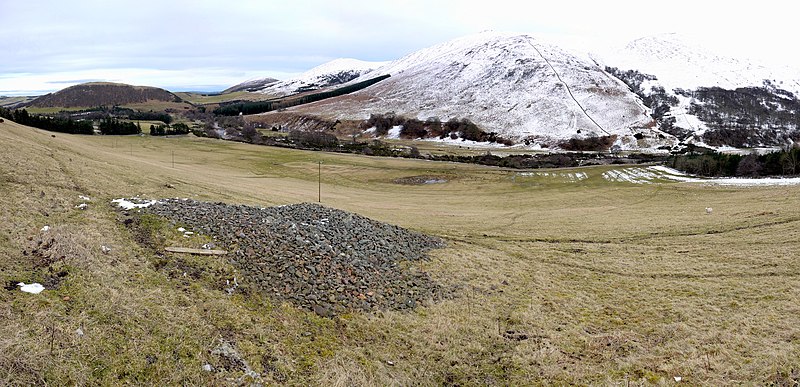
[{"left": 1, "top": 0, "right": 796, "bottom": 96}]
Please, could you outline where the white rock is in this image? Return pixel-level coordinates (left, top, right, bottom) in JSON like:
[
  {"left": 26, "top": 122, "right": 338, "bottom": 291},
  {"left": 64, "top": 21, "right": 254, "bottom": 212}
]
[
  {"left": 79, "top": 195, "right": 91, "bottom": 201},
  {"left": 705, "top": 207, "right": 713, "bottom": 214},
  {"left": 202, "top": 364, "right": 213, "bottom": 372},
  {"left": 674, "top": 376, "right": 682, "bottom": 382},
  {"left": 177, "top": 227, "right": 186, "bottom": 232},
  {"left": 18, "top": 282, "right": 45, "bottom": 294},
  {"left": 76, "top": 203, "right": 88, "bottom": 210},
  {"left": 75, "top": 328, "right": 84, "bottom": 337},
  {"left": 40, "top": 225, "right": 50, "bottom": 232},
  {"left": 101, "top": 245, "right": 111, "bottom": 254}
]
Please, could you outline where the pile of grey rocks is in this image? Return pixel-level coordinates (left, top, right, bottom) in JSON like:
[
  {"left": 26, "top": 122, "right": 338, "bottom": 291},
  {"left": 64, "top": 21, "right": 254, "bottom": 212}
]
[{"left": 143, "top": 199, "right": 447, "bottom": 316}]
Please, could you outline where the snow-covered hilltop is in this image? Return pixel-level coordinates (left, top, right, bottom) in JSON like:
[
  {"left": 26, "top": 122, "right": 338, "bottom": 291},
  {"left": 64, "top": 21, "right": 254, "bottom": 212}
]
[
  {"left": 598, "top": 33, "right": 800, "bottom": 96},
  {"left": 280, "top": 32, "right": 673, "bottom": 148},
  {"left": 252, "top": 58, "right": 387, "bottom": 97},
  {"left": 594, "top": 34, "right": 800, "bottom": 148}
]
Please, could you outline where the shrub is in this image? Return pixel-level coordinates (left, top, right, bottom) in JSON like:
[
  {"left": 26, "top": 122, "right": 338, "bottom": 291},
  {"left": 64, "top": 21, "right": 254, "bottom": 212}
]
[
  {"left": 559, "top": 135, "right": 617, "bottom": 152},
  {"left": 288, "top": 130, "right": 339, "bottom": 148}
]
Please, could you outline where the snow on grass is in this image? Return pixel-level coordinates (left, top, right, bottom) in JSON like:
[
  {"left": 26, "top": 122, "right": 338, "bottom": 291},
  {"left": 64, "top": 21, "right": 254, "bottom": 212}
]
[
  {"left": 422, "top": 136, "right": 516, "bottom": 149},
  {"left": 18, "top": 282, "right": 45, "bottom": 294},
  {"left": 111, "top": 198, "right": 159, "bottom": 210},
  {"left": 602, "top": 168, "right": 656, "bottom": 184},
  {"left": 707, "top": 176, "right": 800, "bottom": 186},
  {"left": 516, "top": 171, "right": 589, "bottom": 182},
  {"left": 603, "top": 165, "right": 800, "bottom": 186}
]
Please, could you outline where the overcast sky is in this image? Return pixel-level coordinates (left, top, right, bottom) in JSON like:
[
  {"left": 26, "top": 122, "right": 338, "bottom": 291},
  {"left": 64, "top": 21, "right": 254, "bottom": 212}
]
[{"left": 1, "top": 0, "right": 796, "bottom": 96}]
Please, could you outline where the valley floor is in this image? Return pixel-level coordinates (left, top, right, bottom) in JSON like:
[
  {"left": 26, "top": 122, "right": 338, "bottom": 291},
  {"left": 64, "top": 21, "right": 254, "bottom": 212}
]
[{"left": 1, "top": 121, "right": 799, "bottom": 385}]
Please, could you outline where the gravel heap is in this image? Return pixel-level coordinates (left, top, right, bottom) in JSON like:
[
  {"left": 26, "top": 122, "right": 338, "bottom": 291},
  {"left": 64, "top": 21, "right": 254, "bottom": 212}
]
[{"left": 143, "top": 199, "right": 447, "bottom": 315}]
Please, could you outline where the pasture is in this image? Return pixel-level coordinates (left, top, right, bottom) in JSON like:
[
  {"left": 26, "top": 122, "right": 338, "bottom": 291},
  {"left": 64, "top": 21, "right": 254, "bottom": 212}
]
[{"left": 1, "top": 120, "right": 798, "bottom": 385}]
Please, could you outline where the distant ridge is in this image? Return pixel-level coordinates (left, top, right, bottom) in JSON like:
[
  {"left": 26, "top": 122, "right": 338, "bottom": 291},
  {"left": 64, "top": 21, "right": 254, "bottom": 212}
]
[
  {"left": 222, "top": 78, "right": 280, "bottom": 94},
  {"left": 228, "top": 58, "right": 387, "bottom": 96},
  {"left": 27, "top": 82, "right": 183, "bottom": 108}
]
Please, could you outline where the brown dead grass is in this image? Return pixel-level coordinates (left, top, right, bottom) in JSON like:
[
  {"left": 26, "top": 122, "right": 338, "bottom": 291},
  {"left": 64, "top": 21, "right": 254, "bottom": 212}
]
[{"left": 1, "top": 119, "right": 800, "bottom": 385}]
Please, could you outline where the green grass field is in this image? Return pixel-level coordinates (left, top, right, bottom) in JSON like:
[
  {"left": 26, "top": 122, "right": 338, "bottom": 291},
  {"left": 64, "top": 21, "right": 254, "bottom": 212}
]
[
  {"left": 1, "top": 120, "right": 799, "bottom": 385},
  {"left": 175, "top": 91, "right": 275, "bottom": 105}
]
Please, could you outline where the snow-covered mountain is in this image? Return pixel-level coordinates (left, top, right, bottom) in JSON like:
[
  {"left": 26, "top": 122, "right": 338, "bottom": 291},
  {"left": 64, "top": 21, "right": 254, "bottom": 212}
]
[
  {"left": 278, "top": 32, "right": 674, "bottom": 148},
  {"left": 594, "top": 34, "right": 800, "bottom": 148},
  {"left": 250, "top": 58, "right": 387, "bottom": 97},
  {"left": 599, "top": 34, "right": 800, "bottom": 95}
]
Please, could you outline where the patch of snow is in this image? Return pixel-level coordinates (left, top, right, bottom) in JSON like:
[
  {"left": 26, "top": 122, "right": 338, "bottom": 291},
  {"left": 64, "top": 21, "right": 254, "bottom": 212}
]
[
  {"left": 18, "top": 282, "right": 45, "bottom": 294},
  {"left": 76, "top": 203, "right": 88, "bottom": 210},
  {"left": 78, "top": 195, "right": 91, "bottom": 201},
  {"left": 386, "top": 125, "right": 402, "bottom": 139},
  {"left": 111, "top": 198, "right": 158, "bottom": 210},
  {"left": 177, "top": 227, "right": 186, "bottom": 232}
]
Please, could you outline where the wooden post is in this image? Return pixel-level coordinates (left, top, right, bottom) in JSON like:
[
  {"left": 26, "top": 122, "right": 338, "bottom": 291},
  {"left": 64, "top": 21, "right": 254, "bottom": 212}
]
[{"left": 318, "top": 161, "right": 321, "bottom": 203}]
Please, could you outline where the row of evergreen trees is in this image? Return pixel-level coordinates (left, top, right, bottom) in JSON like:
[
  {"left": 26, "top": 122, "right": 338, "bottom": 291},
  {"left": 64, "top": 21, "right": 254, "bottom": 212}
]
[
  {"left": 0, "top": 108, "right": 182, "bottom": 136},
  {"left": 668, "top": 147, "right": 800, "bottom": 177},
  {"left": 149, "top": 122, "right": 190, "bottom": 136},
  {"left": 98, "top": 117, "right": 140, "bottom": 135},
  {"left": 0, "top": 108, "right": 94, "bottom": 134}
]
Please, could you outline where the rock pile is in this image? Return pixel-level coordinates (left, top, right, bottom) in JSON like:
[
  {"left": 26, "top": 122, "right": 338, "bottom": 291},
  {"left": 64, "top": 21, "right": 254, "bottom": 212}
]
[{"left": 143, "top": 199, "right": 447, "bottom": 315}]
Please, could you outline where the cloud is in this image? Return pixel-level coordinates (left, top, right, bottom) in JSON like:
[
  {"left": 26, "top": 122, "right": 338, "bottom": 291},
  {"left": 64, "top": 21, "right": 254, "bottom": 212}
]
[{"left": 1, "top": 0, "right": 797, "bottom": 95}]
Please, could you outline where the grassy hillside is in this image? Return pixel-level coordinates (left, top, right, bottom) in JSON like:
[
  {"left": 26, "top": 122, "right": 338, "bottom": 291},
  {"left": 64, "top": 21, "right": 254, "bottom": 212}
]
[
  {"left": 27, "top": 82, "right": 185, "bottom": 109},
  {"left": 0, "top": 96, "right": 36, "bottom": 109},
  {"left": 1, "top": 119, "right": 799, "bottom": 385},
  {"left": 174, "top": 91, "right": 275, "bottom": 105}
]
